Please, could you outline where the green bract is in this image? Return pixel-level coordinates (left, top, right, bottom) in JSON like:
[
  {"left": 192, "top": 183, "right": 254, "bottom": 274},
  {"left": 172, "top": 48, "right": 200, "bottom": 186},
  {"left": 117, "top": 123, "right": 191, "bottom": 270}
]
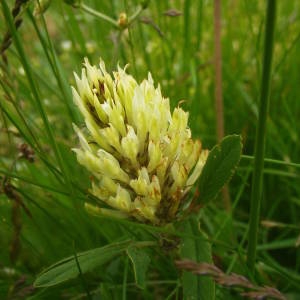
[{"left": 72, "top": 58, "right": 208, "bottom": 224}]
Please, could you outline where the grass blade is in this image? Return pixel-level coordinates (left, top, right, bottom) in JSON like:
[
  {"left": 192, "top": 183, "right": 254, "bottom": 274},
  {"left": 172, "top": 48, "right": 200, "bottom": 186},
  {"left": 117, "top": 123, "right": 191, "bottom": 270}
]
[
  {"left": 247, "top": 0, "right": 277, "bottom": 272},
  {"left": 1, "top": 1, "right": 73, "bottom": 194}
]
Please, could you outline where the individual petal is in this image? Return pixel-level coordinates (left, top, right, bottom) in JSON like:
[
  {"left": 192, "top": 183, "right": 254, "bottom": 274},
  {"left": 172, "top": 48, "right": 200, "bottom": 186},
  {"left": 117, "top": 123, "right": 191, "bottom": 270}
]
[
  {"left": 108, "top": 185, "right": 132, "bottom": 212},
  {"left": 179, "top": 139, "right": 202, "bottom": 172},
  {"left": 186, "top": 149, "right": 209, "bottom": 187},
  {"left": 121, "top": 125, "right": 139, "bottom": 167},
  {"left": 93, "top": 93, "right": 108, "bottom": 124},
  {"left": 108, "top": 102, "right": 126, "bottom": 137},
  {"left": 132, "top": 86, "right": 148, "bottom": 150},
  {"left": 156, "top": 157, "right": 169, "bottom": 187},
  {"left": 171, "top": 161, "right": 188, "bottom": 188},
  {"left": 84, "top": 57, "right": 102, "bottom": 88},
  {"left": 90, "top": 181, "right": 111, "bottom": 201},
  {"left": 133, "top": 197, "right": 158, "bottom": 223},
  {"left": 168, "top": 107, "right": 188, "bottom": 137},
  {"left": 97, "top": 149, "right": 130, "bottom": 183},
  {"left": 99, "top": 176, "right": 118, "bottom": 195},
  {"left": 147, "top": 175, "right": 161, "bottom": 205},
  {"left": 85, "top": 118, "right": 113, "bottom": 152},
  {"left": 73, "top": 149, "right": 102, "bottom": 175},
  {"left": 73, "top": 124, "right": 91, "bottom": 152},
  {"left": 115, "top": 70, "right": 137, "bottom": 125},
  {"left": 100, "top": 125, "right": 122, "bottom": 153},
  {"left": 147, "top": 140, "right": 162, "bottom": 173},
  {"left": 129, "top": 167, "right": 150, "bottom": 196},
  {"left": 74, "top": 69, "right": 94, "bottom": 103},
  {"left": 72, "top": 87, "right": 90, "bottom": 119},
  {"left": 185, "top": 140, "right": 202, "bottom": 171}
]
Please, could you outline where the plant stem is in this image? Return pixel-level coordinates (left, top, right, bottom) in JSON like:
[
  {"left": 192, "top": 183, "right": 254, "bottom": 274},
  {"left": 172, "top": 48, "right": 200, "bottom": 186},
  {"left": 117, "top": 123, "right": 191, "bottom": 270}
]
[
  {"left": 27, "top": 10, "right": 76, "bottom": 123},
  {"left": 214, "top": 0, "right": 231, "bottom": 210},
  {"left": 242, "top": 155, "right": 300, "bottom": 169},
  {"left": 247, "top": 0, "right": 277, "bottom": 272},
  {"left": 80, "top": 3, "right": 119, "bottom": 27},
  {"left": 122, "top": 256, "right": 129, "bottom": 300},
  {"left": 80, "top": 3, "right": 147, "bottom": 29},
  {"left": 1, "top": 0, "right": 71, "bottom": 191},
  {"left": 128, "top": 5, "right": 143, "bottom": 25},
  {"left": 214, "top": 0, "right": 224, "bottom": 142},
  {"left": 183, "top": 0, "right": 191, "bottom": 73},
  {"left": 73, "top": 244, "right": 92, "bottom": 300}
]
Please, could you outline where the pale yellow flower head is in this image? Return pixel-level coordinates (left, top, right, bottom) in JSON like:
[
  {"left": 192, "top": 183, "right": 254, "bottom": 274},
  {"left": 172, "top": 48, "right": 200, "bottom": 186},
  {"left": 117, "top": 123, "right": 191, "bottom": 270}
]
[{"left": 72, "top": 58, "right": 208, "bottom": 224}]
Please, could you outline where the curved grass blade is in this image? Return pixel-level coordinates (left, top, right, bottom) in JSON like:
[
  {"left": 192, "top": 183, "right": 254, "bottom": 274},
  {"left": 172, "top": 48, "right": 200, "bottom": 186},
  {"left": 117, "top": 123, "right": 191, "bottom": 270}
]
[{"left": 34, "top": 240, "right": 132, "bottom": 287}]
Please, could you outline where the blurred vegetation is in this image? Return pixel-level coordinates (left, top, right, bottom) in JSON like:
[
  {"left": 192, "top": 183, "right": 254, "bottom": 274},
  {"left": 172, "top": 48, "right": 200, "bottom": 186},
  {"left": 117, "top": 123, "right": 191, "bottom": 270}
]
[{"left": 0, "top": 0, "right": 300, "bottom": 299}]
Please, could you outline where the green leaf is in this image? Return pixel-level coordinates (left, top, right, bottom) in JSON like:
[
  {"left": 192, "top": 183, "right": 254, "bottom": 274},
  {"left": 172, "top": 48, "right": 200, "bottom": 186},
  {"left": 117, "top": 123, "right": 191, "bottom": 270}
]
[
  {"left": 179, "top": 217, "right": 215, "bottom": 300},
  {"left": 127, "top": 246, "right": 151, "bottom": 289},
  {"left": 34, "top": 240, "right": 131, "bottom": 287},
  {"left": 198, "top": 134, "right": 242, "bottom": 204}
]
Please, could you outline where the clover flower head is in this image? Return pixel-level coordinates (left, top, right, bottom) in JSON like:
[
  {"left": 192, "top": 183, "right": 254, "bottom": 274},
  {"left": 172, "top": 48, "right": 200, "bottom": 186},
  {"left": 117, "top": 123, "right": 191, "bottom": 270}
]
[{"left": 72, "top": 58, "right": 208, "bottom": 224}]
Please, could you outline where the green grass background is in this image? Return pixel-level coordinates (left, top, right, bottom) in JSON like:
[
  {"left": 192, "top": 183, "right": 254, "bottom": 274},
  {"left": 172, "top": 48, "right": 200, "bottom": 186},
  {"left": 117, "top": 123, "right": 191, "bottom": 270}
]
[{"left": 0, "top": 0, "right": 300, "bottom": 299}]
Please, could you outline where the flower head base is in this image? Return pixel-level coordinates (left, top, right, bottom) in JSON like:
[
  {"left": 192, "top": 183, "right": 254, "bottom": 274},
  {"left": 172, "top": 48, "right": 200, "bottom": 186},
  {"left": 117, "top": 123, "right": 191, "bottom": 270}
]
[{"left": 72, "top": 58, "right": 208, "bottom": 225}]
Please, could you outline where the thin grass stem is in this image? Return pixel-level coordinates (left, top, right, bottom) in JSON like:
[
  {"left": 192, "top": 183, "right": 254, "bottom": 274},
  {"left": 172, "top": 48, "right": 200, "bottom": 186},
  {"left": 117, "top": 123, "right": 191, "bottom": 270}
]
[
  {"left": 122, "top": 256, "right": 129, "bottom": 300},
  {"left": 73, "top": 244, "right": 92, "bottom": 300},
  {"left": 183, "top": 0, "right": 191, "bottom": 73},
  {"left": 213, "top": 0, "right": 231, "bottom": 210},
  {"left": 213, "top": 0, "right": 224, "bottom": 142},
  {"left": 27, "top": 9, "right": 76, "bottom": 122},
  {"left": 247, "top": 0, "right": 277, "bottom": 272},
  {"left": 80, "top": 3, "right": 119, "bottom": 27},
  {"left": 1, "top": 1, "right": 74, "bottom": 195},
  {"left": 242, "top": 155, "right": 300, "bottom": 169}
]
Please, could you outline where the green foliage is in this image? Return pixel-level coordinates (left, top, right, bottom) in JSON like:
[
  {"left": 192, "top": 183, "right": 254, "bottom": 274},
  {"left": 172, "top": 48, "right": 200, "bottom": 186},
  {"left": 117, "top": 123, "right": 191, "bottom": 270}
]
[
  {"left": 0, "top": 0, "right": 300, "bottom": 299},
  {"left": 127, "top": 246, "right": 151, "bottom": 289},
  {"left": 198, "top": 135, "right": 242, "bottom": 204},
  {"left": 34, "top": 240, "right": 132, "bottom": 287},
  {"left": 179, "top": 217, "right": 215, "bottom": 300}
]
